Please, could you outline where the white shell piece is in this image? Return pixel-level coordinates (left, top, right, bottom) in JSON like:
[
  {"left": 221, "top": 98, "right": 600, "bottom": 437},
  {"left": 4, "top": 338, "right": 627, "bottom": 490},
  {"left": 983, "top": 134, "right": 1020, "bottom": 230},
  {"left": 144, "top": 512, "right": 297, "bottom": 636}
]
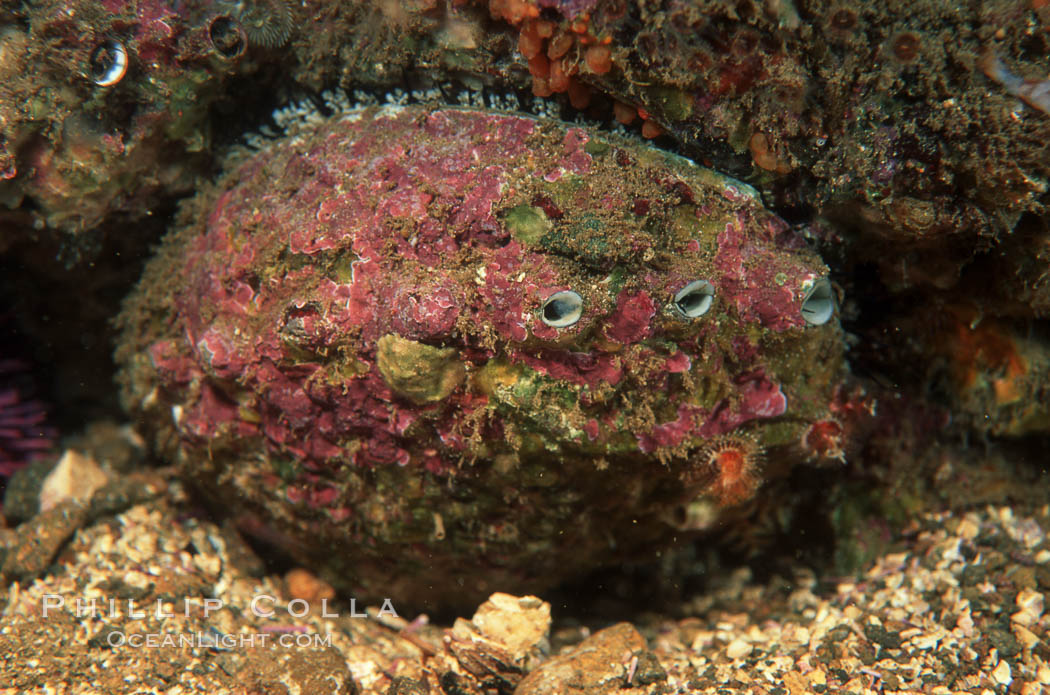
[
  {"left": 91, "top": 40, "right": 128, "bottom": 86},
  {"left": 672, "top": 280, "right": 715, "bottom": 318},
  {"left": 540, "top": 290, "right": 584, "bottom": 328},
  {"left": 800, "top": 278, "right": 835, "bottom": 326}
]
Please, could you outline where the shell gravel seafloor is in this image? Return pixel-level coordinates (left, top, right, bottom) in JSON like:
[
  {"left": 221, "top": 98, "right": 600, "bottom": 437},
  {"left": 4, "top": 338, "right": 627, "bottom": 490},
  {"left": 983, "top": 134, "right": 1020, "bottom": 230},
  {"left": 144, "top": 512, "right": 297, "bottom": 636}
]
[
  {"left": 0, "top": 471, "right": 1048, "bottom": 694},
  {"left": 116, "top": 103, "right": 845, "bottom": 609}
]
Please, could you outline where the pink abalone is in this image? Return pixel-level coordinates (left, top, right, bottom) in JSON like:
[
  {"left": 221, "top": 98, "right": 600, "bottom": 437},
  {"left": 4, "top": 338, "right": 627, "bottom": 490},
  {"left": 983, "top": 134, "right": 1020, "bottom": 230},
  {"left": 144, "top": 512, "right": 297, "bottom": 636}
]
[{"left": 117, "top": 104, "right": 844, "bottom": 609}]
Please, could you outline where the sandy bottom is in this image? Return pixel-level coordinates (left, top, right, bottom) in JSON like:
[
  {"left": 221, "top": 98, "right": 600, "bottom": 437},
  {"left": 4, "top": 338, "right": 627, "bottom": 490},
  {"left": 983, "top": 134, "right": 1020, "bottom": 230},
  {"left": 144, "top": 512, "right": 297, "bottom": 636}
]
[{"left": 0, "top": 438, "right": 1048, "bottom": 695}]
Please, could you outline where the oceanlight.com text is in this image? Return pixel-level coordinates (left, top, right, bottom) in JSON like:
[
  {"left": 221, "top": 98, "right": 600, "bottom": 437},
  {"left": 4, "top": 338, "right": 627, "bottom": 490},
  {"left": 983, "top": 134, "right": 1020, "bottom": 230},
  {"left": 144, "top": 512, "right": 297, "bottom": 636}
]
[{"left": 104, "top": 630, "right": 333, "bottom": 649}]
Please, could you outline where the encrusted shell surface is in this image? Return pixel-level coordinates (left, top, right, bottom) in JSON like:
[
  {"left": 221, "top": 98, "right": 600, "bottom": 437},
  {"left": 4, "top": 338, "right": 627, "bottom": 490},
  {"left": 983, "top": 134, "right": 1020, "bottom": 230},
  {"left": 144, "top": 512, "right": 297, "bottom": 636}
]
[{"left": 118, "top": 105, "right": 845, "bottom": 609}]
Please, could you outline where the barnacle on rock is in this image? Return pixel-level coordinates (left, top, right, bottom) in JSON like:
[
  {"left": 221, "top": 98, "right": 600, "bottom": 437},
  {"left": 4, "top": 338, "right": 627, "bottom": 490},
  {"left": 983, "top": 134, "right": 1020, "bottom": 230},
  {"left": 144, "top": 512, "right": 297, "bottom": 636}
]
[
  {"left": 825, "top": 5, "right": 859, "bottom": 36},
  {"left": 889, "top": 31, "right": 921, "bottom": 63},
  {"left": 208, "top": 15, "right": 247, "bottom": 59}
]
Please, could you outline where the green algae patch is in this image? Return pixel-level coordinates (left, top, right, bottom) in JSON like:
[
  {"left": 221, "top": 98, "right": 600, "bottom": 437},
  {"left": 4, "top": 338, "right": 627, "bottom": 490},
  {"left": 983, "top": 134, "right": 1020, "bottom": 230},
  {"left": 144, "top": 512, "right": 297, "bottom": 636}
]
[
  {"left": 646, "top": 86, "right": 694, "bottom": 122},
  {"left": 584, "top": 139, "right": 611, "bottom": 157},
  {"left": 505, "top": 204, "right": 552, "bottom": 246},
  {"left": 542, "top": 213, "right": 608, "bottom": 266},
  {"left": 376, "top": 334, "right": 465, "bottom": 404},
  {"left": 602, "top": 266, "right": 629, "bottom": 297},
  {"left": 669, "top": 204, "right": 703, "bottom": 242}
]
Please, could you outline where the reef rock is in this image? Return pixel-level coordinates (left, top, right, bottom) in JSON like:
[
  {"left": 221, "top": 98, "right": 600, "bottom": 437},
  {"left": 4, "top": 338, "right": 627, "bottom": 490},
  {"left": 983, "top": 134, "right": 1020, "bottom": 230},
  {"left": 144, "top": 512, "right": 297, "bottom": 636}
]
[{"left": 117, "top": 104, "right": 844, "bottom": 609}]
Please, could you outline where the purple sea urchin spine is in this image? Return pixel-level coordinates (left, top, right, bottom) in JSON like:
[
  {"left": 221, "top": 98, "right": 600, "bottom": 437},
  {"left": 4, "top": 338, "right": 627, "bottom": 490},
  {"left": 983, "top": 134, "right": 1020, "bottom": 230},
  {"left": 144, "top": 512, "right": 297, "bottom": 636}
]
[{"left": 0, "top": 359, "right": 55, "bottom": 477}]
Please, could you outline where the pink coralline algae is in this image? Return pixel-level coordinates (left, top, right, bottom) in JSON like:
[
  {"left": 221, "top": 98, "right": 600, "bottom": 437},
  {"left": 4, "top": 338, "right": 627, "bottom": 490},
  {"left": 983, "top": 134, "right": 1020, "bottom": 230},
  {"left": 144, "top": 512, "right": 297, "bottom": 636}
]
[{"left": 118, "top": 104, "right": 844, "bottom": 609}]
